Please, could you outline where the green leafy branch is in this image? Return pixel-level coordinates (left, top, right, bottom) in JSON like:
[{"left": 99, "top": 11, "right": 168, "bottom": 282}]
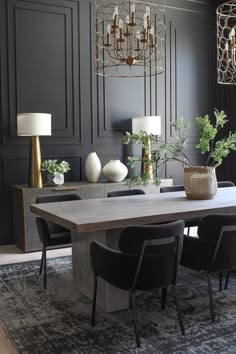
[
  {"left": 122, "top": 109, "right": 236, "bottom": 187},
  {"left": 196, "top": 109, "right": 236, "bottom": 167}
]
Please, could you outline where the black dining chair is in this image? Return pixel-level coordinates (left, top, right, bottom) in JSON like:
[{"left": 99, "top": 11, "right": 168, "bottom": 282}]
[
  {"left": 180, "top": 213, "right": 236, "bottom": 322},
  {"left": 90, "top": 220, "right": 185, "bottom": 347},
  {"left": 160, "top": 185, "right": 200, "bottom": 235},
  {"left": 160, "top": 185, "right": 185, "bottom": 193},
  {"left": 217, "top": 181, "right": 235, "bottom": 188},
  {"left": 160, "top": 181, "right": 235, "bottom": 193},
  {"left": 160, "top": 181, "right": 235, "bottom": 237},
  {"left": 35, "top": 193, "right": 81, "bottom": 289},
  {"left": 107, "top": 189, "right": 145, "bottom": 198},
  {"left": 217, "top": 181, "right": 235, "bottom": 290}
]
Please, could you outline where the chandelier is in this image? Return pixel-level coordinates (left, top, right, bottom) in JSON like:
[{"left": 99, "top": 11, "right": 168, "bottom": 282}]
[
  {"left": 217, "top": 1, "right": 236, "bottom": 84},
  {"left": 94, "top": 0, "right": 166, "bottom": 77}
]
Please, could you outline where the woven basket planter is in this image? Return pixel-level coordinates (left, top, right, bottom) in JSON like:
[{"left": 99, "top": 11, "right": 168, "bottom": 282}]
[{"left": 184, "top": 166, "right": 217, "bottom": 200}]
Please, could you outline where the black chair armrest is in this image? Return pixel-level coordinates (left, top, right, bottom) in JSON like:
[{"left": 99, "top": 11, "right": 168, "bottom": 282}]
[
  {"left": 90, "top": 241, "right": 138, "bottom": 291},
  {"left": 180, "top": 236, "right": 216, "bottom": 271},
  {"left": 36, "top": 217, "right": 51, "bottom": 246}
]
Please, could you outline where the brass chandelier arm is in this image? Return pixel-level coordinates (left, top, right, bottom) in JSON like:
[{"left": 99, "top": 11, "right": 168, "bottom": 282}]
[{"left": 107, "top": 47, "right": 156, "bottom": 67}]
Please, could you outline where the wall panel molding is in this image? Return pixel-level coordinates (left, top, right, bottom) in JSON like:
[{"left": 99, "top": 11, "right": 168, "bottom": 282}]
[
  {"left": 6, "top": 0, "right": 81, "bottom": 144},
  {"left": 166, "top": 15, "right": 214, "bottom": 142}
]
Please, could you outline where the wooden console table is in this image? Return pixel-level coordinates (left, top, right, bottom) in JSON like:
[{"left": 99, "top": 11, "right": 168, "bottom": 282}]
[
  {"left": 12, "top": 179, "right": 172, "bottom": 252},
  {"left": 30, "top": 187, "right": 236, "bottom": 312}
]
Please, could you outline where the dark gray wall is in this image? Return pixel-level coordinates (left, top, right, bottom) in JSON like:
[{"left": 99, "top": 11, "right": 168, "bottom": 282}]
[{"left": 0, "top": 0, "right": 216, "bottom": 245}]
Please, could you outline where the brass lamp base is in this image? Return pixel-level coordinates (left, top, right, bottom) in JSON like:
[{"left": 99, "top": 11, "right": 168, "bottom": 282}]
[
  {"left": 141, "top": 135, "right": 153, "bottom": 180},
  {"left": 30, "top": 136, "right": 43, "bottom": 188}
]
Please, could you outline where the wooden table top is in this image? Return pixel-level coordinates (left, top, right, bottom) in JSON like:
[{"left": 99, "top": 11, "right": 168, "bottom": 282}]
[{"left": 30, "top": 187, "right": 236, "bottom": 233}]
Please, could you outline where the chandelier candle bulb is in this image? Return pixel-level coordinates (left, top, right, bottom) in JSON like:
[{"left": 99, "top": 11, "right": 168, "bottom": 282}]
[
  {"left": 136, "top": 30, "right": 140, "bottom": 50},
  {"left": 119, "top": 19, "right": 124, "bottom": 41},
  {"left": 146, "top": 6, "right": 150, "bottom": 28},
  {"left": 106, "top": 24, "right": 111, "bottom": 46},
  {"left": 230, "top": 28, "right": 235, "bottom": 43},
  {"left": 143, "top": 14, "right": 147, "bottom": 29},
  {"left": 113, "top": 6, "right": 118, "bottom": 28},
  {"left": 131, "top": 3, "right": 135, "bottom": 24},
  {"left": 125, "top": 15, "right": 129, "bottom": 34}
]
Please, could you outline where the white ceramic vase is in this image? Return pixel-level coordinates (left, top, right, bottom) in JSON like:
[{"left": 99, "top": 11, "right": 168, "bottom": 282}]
[
  {"left": 85, "top": 152, "right": 101, "bottom": 183},
  {"left": 102, "top": 160, "right": 128, "bottom": 182}
]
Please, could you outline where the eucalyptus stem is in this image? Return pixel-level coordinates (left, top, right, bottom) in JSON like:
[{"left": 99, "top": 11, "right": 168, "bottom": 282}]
[
  {"left": 205, "top": 139, "right": 215, "bottom": 167},
  {"left": 171, "top": 157, "right": 193, "bottom": 167},
  {"left": 167, "top": 143, "right": 194, "bottom": 166}
]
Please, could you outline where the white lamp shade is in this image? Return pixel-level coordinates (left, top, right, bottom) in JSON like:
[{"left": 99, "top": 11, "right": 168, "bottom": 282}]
[
  {"left": 17, "top": 113, "right": 51, "bottom": 136},
  {"left": 132, "top": 116, "right": 161, "bottom": 135}
]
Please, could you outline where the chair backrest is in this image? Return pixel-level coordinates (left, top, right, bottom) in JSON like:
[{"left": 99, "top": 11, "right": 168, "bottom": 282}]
[
  {"left": 36, "top": 193, "right": 81, "bottom": 234},
  {"left": 118, "top": 220, "right": 184, "bottom": 290},
  {"left": 160, "top": 182, "right": 234, "bottom": 194},
  {"left": 198, "top": 213, "right": 236, "bottom": 272},
  {"left": 36, "top": 193, "right": 81, "bottom": 204},
  {"left": 217, "top": 181, "right": 235, "bottom": 188},
  {"left": 160, "top": 185, "right": 184, "bottom": 193},
  {"left": 107, "top": 189, "right": 145, "bottom": 198}
]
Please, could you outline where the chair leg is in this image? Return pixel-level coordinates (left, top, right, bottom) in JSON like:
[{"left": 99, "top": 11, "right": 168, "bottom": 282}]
[
  {"left": 39, "top": 250, "right": 44, "bottom": 275},
  {"left": 129, "top": 291, "right": 140, "bottom": 348},
  {"left": 219, "top": 272, "right": 222, "bottom": 292},
  {"left": 207, "top": 273, "right": 215, "bottom": 322},
  {"left": 91, "top": 277, "right": 97, "bottom": 326},
  {"left": 187, "top": 227, "right": 190, "bottom": 236},
  {"left": 224, "top": 271, "right": 230, "bottom": 290},
  {"left": 43, "top": 247, "right": 47, "bottom": 290},
  {"left": 161, "top": 288, "right": 167, "bottom": 310},
  {"left": 172, "top": 285, "right": 185, "bottom": 336}
]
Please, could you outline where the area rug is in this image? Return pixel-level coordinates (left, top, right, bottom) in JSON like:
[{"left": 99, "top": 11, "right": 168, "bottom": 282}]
[{"left": 0, "top": 257, "right": 236, "bottom": 354}]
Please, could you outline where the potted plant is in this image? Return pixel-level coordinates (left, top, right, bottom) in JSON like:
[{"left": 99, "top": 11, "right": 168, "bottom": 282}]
[
  {"left": 183, "top": 109, "right": 236, "bottom": 199},
  {"left": 123, "top": 109, "right": 236, "bottom": 199},
  {"left": 41, "top": 159, "right": 71, "bottom": 186}
]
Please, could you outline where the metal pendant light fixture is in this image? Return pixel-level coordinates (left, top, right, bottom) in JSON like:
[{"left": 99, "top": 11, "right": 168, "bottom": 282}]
[
  {"left": 94, "top": 0, "right": 166, "bottom": 77},
  {"left": 217, "top": 1, "right": 236, "bottom": 84}
]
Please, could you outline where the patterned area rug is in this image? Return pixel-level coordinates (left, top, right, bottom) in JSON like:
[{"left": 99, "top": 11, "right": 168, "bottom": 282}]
[{"left": 0, "top": 256, "right": 236, "bottom": 354}]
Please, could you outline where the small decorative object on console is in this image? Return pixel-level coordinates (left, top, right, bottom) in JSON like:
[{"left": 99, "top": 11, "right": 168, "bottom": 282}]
[
  {"left": 41, "top": 159, "right": 71, "bottom": 186},
  {"left": 102, "top": 160, "right": 128, "bottom": 182},
  {"left": 85, "top": 152, "right": 102, "bottom": 183}
]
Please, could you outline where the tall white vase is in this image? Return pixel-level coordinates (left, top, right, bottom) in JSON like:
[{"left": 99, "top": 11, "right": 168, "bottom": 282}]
[
  {"left": 102, "top": 160, "right": 128, "bottom": 182},
  {"left": 85, "top": 152, "right": 101, "bottom": 183}
]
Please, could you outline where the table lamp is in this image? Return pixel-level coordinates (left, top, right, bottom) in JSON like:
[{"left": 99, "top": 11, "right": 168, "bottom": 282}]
[
  {"left": 132, "top": 116, "right": 161, "bottom": 180},
  {"left": 17, "top": 113, "right": 51, "bottom": 188}
]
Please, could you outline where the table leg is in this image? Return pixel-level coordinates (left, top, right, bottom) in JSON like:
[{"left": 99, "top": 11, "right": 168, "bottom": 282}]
[{"left": 71, "top": 229, "right": 129, "bottom": 313}]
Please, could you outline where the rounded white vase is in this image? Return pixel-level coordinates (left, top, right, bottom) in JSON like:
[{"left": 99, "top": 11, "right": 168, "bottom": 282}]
[
  {"left": 102, "top": 160, "right": 128, "bottom": 182},
  {"left": 85, "top": 152, "right": 101, "bottom": 183}
]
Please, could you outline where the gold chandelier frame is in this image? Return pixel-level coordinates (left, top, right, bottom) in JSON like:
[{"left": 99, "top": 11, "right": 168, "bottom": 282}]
[
  {"left": 217, "top": 0, "right": 236, "bottom": 84},
  {"left": 94, "top": 0, "right": 166, "bottom": 77}
]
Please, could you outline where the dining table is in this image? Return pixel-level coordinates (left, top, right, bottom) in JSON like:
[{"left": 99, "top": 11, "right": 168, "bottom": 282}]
[{"left": 30, "top": 186, "right": 236, "bottom": 312}]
